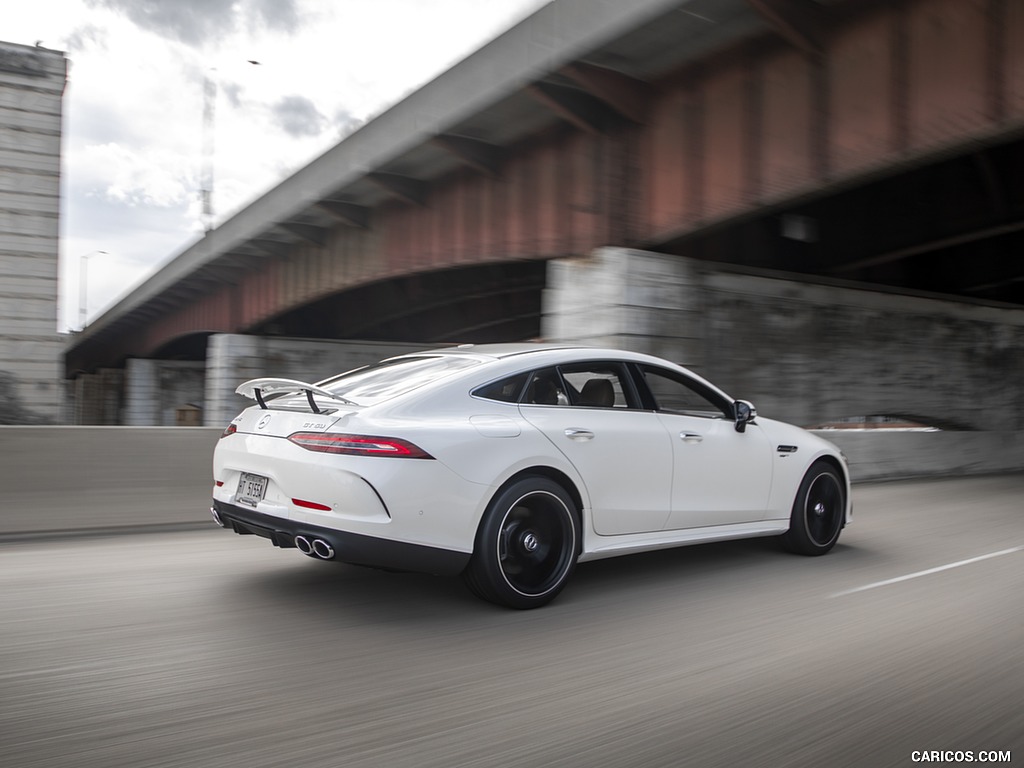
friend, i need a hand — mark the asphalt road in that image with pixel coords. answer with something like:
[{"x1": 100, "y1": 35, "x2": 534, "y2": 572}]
[{"x1": 2, "y1": 475, "x2": 1021, "y2": 768}]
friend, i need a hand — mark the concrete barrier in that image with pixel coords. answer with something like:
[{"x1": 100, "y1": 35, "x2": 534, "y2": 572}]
[
  {"x1": 0, "y1": 426, "x2": 1020, "y2": 537},
  {"x1": 0, "y1": 426, "x2": 221, "y2": 537},
  {"x1": 816, "y1": 430, "x2": 1024, "y2": 482}
]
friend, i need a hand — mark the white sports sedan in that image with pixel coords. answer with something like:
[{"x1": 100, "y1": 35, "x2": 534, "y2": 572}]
[{"x1": 211, "y1": 343, "x2": 851, "y2": 608}]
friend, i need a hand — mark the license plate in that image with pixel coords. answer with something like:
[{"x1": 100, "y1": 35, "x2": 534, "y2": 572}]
[{"x1": 236, "y1": 472, "x2": 268, "y2": 507}]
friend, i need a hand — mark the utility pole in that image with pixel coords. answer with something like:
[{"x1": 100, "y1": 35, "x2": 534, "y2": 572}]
[
  {"x1": 201, "y1": 72, "x2": 216, "y2": 233},
  {"x1": 200, "y1": 61, "x2": 260, "y2": 234},
  {"x1": 78, "y1": 250, "x2": 107, "y2": 330}
]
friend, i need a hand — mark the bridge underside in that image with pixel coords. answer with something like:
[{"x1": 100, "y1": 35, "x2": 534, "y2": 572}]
[
  {"x1": 253, "y1": 261, "x2": 546, "y2": 345},
  {"x1": 659, "y1": 136, "x2": 1024, "y2": 304}
]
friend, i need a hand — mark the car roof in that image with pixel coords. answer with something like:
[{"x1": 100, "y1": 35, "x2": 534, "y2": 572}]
[
  {"x1": 442, "y1": 342, "x2": 586, "y2": 357},
  {"x1": 395, "y1": 342, "x2": 658, "y2": 364},
  {"x1": 392, "y1": 342, "x2": 689, "y2": 370}
]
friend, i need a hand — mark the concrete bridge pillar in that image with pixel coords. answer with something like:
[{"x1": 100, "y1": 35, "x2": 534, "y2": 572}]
[
  {"x1": 124, "y1": 359, "x2": 205, "y2": 426},
  {"x1": 543, "y1": 247, "x2": 707, "y2": 369},
  {"x1": 72, "y1": 368, "x2": 124, "y2": 425}
]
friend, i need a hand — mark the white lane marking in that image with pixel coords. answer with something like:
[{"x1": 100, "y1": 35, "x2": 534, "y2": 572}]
[{"x1": 831, "y1": 546, "x2": 1024, "y2": 597}]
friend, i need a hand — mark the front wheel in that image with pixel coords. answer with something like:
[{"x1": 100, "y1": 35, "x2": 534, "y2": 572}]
[
  {"x1": 780, "y1": 460, "x2": 845, "y2": 556},
  {"x1": 463, "y1": 477, "x2": 579, "y2": 609}
]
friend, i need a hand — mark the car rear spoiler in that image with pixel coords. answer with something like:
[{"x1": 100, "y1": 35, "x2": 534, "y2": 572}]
[{"x1": 235, "y1": 378, "x2": 353, "y2": 413}]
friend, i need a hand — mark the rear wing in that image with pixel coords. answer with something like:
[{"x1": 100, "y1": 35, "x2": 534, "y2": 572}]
[{"x1": 235, "y1": 378, "x2": 354, "y2": 413}]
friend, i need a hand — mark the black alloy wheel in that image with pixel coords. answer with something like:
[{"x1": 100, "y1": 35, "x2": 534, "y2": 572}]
[
  {"x1": 464, "y1": 476, "x2": 579, "y2": 609},
  {"x1": 781, "y1": 460, "x2": 845, "y2": 556}
]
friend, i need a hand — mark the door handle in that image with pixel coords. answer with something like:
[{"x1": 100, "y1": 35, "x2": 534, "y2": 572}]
[
  {"x1": 680, "y1": 432, "x2": 703, "y2": 444},
  {"x1": 564, "y1": 428, "x2": 595, "y2": 441}
]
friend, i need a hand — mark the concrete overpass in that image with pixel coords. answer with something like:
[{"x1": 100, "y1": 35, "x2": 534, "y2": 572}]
[{"x1": 64, "y1": 0, "x2": 1024, "y2": 437}]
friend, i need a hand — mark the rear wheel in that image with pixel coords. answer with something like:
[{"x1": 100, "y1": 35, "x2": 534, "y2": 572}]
[
  {"x1": 464, "y1": 477, "x2": 579, "y2": 609},
  {"x1": 780, "y1": 461, "x2": 845, "y2": 556}
]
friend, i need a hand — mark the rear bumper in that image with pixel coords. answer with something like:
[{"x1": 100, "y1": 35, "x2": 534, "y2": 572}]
[{"x1": 211, "y1": 500, "x2": 470, "y2": 576}]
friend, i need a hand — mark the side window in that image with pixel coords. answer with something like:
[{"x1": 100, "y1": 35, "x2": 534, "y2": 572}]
[
  {"x1": 523, "y1": 368, "x2": 570, "y2": 406},
  {"x1": 639, "y1": 365, "x2": 731, "y2": 419},
  {"x1": 558, "y1": 363, "x2": 636, "y2": 409},
  {"x1": 473, "y1": 372, "x2": 530, "y2": 403}
]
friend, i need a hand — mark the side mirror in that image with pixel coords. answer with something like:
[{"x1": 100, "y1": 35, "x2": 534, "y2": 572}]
[{"x1": 734, "y1": 400, "x2": 757, "y2": 433}]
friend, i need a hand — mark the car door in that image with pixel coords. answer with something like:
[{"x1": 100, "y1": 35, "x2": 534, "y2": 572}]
[
  {"x1": 636, "y1": 364, "x2": 773, "y2": 529},
  {"x1": 518, "y1": 363, "x2": 673, "y2": 536}
]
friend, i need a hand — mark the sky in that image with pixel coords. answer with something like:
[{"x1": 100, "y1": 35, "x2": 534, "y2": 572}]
[{"x1": 5, "y1": 0, "x2": 550, "y2": 331}]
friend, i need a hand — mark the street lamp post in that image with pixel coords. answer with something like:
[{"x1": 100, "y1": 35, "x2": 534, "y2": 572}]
[{"x1": 79, "y1": 250, "x2": 107, "y2": 330}]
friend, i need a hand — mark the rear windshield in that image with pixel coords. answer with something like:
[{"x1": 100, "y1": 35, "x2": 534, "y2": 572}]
[{"x1": 316, "y1": 355, "x2": 481, "y2": 406}]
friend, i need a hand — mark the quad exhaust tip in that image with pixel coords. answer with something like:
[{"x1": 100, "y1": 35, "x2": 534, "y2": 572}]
[
  {"x1": 311, "y1": 538, "x2": 335, "y2": 559},
  {"x1": 295, "y1": 535, "x2": 335, "y2": 560}
]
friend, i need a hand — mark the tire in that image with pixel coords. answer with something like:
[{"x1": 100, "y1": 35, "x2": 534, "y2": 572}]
[
  {"x1": 780, "y1": 460, "x2": 845, "y2": 556},
  {"x1": 463, "y1": 476, "x2": 579, "y2": 609}
]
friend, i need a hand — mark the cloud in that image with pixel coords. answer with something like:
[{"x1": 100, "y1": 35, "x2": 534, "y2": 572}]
[
  {"x1": 333, "y1": 108, "x2": 365, "y2": 140},
  {"x1": 63, "y1": 23, "x2": 109, "y2": 54},
  {"x1": 74, "y1": 142, "x2": 196, "y2": 209},
  {"x1": 83, "y1": 0, "x2": 301, "y2": 48},
  {"x1": 271, "y1": 95, "x2": 328, "y2": 138},
  {"x1": 219, "y1": 80, "x2": 245, "y2": 110},
  {"x1": 246, "y1": 0, "x2": 300, "y2": 36}
]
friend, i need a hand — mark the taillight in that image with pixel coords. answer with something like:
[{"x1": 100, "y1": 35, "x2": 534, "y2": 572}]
[
  {"x1": 287, "y1": 432, "x2": 433, "y2": 458},
  {"x1": 220, "y1": 424, "x2": 238, "y2": 439}
]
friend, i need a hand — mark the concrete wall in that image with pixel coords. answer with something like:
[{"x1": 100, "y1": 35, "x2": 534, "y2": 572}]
[
  {"x1": 699, "y1": 270, "x2": 1024, "y2": 434},
  {"x1": 821, "y1": 431, "x2": 1024, "y2": 484},
  {"x1": 545, "y1": 248, "x2": 1024, "y2": 431},
  {"x1": 0, "y1": 43, "x2": 67, "y2": 422},
  {"x1": 0, "y1": 426, "x2": 220, "y2": 536}
]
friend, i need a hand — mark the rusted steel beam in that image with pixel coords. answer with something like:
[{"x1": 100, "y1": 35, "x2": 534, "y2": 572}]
[
  {"x1": 890, "y1": 1, "x2": 909, "y2": 154},
  {"x1": 367, "y1": 172, "x2": 428, "y2": 206},
  {"x1": 315, "y1": 200, "x2": 370, "y2": 228},
  {"x1": 747, "y1": 0, "x2": 826, "y2": 57},
  {"x1": 431, "y1": 134, "x2": 503, "y2": 178},
  {"x1": 279, "y1": 222, "x2": 329, "y2": 246},
  {"x1": 527, "y1": 81, "x2": 615, "y2": 134},
  {"x1": 248, "y1": 239, "x2": 291, "y2": 257},
  {"x1": 193, "y1": 264, "x2": 243, "y2": 286},
  {"x1": 562, "y1": 62, "x2": 652, "y2": 124},
  {"x1": 985, "y1": 0, "x2": 1008, "y2": 123}
]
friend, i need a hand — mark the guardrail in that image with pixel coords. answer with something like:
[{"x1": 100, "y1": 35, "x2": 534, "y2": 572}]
[{"x1": 0, "y1": 426, "x2": 1020, "y2": 537}]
